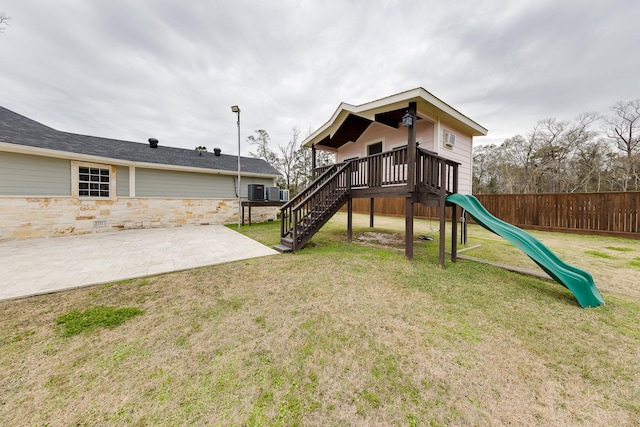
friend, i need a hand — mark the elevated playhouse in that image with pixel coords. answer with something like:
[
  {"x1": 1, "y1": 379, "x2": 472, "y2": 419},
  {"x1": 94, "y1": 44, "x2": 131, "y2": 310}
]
[{"x1": 275, "y1": 88, "x2": 604, "y2": 308}]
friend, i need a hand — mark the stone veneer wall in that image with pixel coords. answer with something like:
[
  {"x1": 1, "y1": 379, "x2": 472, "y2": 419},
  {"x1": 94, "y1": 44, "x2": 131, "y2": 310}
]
[{"x1": 0, "y1": 197, "x2": 277, "y2": 240}]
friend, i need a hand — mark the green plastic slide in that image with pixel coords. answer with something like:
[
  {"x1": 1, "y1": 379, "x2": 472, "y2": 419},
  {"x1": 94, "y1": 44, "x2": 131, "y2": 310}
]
[{"x1": 446, "y1": 193, "x2": 605, "y2": 308}]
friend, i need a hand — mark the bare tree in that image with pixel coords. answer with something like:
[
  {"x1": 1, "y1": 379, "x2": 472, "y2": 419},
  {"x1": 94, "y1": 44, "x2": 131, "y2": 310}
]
[
  {"x1": 0, "y1": 12, "x2": 10, "y2": 32},
  {"x1": 569, "y1": 138, "x2": 611, "y2": 192},
  {"x1": 277, "y1": 127, "x2": 301, "y2": 192},
  {"x1": 604, "y1": 99, "x2": 640, "y2": 158},
  {"x1": 472, "y1": 144, "x2": 503, "y2": 193},
  {"x1": 603, "y1": 100, "x2": 640, "y2": 190},
  {"x1": 473, "y1": 112, "x2": 608, "y2": 194},
  {"x1": 247, "y1": 129, "x2": 280, "y2": 167}
]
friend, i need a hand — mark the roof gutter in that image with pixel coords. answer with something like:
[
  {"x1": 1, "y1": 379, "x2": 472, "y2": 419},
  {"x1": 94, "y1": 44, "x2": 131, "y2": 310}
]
[{"x1": 0, "y1": 141, "x2": 281, "y2": 179}]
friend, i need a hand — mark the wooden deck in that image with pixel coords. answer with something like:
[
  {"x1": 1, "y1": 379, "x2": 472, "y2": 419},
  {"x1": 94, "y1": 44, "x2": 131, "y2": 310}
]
[{"x1": 277, "y1": 145, "x2": 462, "y2": 267}]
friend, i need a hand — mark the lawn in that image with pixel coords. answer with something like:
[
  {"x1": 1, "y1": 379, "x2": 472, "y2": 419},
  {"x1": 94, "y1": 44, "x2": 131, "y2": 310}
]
[{"x1": 1, "y1": 214, "x2": 639, "y2": 426}]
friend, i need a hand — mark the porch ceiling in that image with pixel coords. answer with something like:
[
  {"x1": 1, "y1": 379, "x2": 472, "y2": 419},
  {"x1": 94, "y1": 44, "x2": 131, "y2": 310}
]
[
  {"x1": 319, "y1": 113, "x2": 373, "y2": 149},
  {"x1": 374, "y1": 108, "x2": 423, "y2": 129},
  {"x1": 314, "y1": 109, "x2": 422, "y2": 149}
]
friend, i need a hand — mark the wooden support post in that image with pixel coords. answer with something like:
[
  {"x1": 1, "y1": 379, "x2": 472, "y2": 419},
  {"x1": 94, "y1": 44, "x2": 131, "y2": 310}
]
[
  {"x1": 311, "y1": 144, "x2": 317, "y2": 172},
  {"x1": 439, "y1": 163, "x2": 447, "y2": 268},
  {"x1": 347, "y1": 197, "x2": 353, "y2": 243},
  {"x1": 405, "y1": 101, "x2": 417, "y2": 260},
  {"x1": 451, "y1": 203, "x2": 457, "y2": 263},
  {"x1": 451, "y1": 162, "x2": 459, "y2": 261},
  {"x1": 369, "y1": 198, "x2": 375, "y2": 228},
  {"x1": 405, "y1": 198, "x2": 414, "y2": 260},
  {"x1": 461, "y1": 210, "x2": 468, "y2": 245}
]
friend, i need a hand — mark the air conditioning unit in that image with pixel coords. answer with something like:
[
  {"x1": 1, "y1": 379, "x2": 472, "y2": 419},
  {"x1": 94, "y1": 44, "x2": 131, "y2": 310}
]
[
  {"x1": 280, "y1": 189, "x2": 290, "y2": 201},
  {"x1": 266, "y1": 186, "x2": 280, "y2": 201},
  {"x1": 247, "y1": 184, "x2": 265, "y2": 201},
  {"x1": 444, "y1": 132, "x2": 456, "y2": 148}
]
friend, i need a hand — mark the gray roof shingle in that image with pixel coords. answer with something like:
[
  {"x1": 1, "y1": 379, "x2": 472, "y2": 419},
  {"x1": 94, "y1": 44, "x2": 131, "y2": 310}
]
[{"x1": 0, "y1": 106, "x2": 281, "y2": 177}]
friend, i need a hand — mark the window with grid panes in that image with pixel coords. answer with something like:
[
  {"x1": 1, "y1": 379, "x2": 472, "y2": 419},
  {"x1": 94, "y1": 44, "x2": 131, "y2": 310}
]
[{"x1": 78, "y1": 166, "x2": 110, "y2": 197}]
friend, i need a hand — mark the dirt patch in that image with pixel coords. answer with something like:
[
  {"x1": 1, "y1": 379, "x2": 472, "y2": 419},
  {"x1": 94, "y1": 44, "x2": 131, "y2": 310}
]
[
  {"x1": 354, "y1": 231, "x2": 437, "y2": 249},
  {"x1": 354, "y1": 231, "x2": 404, "y2": 247}
]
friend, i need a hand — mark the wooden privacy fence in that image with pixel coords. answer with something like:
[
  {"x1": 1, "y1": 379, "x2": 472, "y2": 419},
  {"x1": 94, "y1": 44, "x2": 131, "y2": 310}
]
[
  {"x1": 345, "y1": 192, "x2": 640, "y2": 239},
  {"x1": 475, "y1": 193, "x2": 640, "y2": 238}
]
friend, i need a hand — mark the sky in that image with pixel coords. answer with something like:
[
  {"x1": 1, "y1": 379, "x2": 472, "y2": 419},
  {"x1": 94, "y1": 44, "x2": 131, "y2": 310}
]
[{"x1": 1, "y1": 0, "x2": 639, "y2": 156}]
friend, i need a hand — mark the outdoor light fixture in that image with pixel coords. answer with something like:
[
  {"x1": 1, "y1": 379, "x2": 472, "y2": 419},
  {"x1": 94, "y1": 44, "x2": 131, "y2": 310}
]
[
  {"x1": 231, "y1": 105, "x2": 241, "y2": 229},
  {"x1": 402, "y1": 110, "x2": 413, "y2": 127}
]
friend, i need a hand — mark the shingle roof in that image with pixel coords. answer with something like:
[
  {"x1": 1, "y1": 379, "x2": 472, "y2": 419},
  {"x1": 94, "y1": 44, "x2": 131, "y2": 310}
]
[{"x1": 0, "y1": 106, "x2": 281, "y2": 177}]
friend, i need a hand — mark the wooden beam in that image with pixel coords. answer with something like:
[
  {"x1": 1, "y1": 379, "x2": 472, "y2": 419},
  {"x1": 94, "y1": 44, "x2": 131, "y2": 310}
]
[
  {"x1": 312, "y1": 144, "x2": 316, "y2": 171},
  {"x1": 347, "y1": 197, "x2": 353, "y2": 243},
  {"x1": 462, "y1": 210, "x2": 468, "y2": 245},
  {"x1": 439, "y1": 164, "x2": 447, "y2": 268},
  {"x1": 350, "y1": 186, "x2": 412, "y2": 198},
  {"x1": 451, "y1": 203, "x2": 457, "y2": 263},
  {"x1": 369, "y1": 198, "x2": 374, "y2": 228},
  {"x1": 405, "y1": 101, "x2": 417, "y2": 260},
  {"x1": 406, "y1": 102, "x2": 417, "y2": 192},
  {"x1": 405, "y1": 197, "x2": 413, "y2": 260}
]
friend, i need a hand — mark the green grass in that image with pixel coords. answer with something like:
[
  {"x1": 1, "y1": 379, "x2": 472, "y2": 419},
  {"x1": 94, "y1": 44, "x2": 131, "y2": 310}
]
[
  {"x1": 1, "y1": 215, "x2": 640, "y2": 426},
  {"x1": 585, "y1": 250, "x2": 615, "y2": 259},
  {"x1": 226, "y1": 220, "x2": 281, "y2": 247},
  {"x1": 54, "y1": 306, "x2": 144, "y2": 337},
  {"x1": 605, "y1": 246, "x2": 635, "y2": 252}
]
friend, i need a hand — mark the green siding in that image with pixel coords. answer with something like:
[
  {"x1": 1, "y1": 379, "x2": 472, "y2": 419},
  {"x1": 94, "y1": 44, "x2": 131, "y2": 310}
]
[
  {"x1": 116, "y1": 166, "x2": 129, "y2": 197},
  {"x1": 0, "y1": 151, "x2": 70, "y2": 196},
  {"x1": 136, "y1": 168, "x2": 274, "y2": 198}
]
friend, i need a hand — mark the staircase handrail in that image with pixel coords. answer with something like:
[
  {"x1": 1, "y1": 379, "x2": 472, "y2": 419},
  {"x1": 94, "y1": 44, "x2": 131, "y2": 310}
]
[
  {"x1": 291, "y1": 162, "x2": 351, "y2": 212},
  {"x1": 280, "y1": 163, "x2": 339, "y2": 211},
  {"x1": 289, "y1": 162, "x2": 351, "y2": 250}
]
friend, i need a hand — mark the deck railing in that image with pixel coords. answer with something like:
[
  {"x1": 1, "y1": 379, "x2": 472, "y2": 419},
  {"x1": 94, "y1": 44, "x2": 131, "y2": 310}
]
[
  {"x1": 282, "y1": 147, "x2": 460, "y2": 250},
  {"x1": 349, "y1": 148, "x2": 409, "y2": 188},
  {"x1": 417, "y1": 148, "x2": 459, "y2": 195},
  {"x1": 311, "y1": 147, "x2": 459, "y2": 194}
]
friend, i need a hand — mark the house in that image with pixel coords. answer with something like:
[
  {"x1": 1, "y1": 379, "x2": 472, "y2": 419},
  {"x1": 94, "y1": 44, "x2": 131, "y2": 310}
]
[
  {"x1": 0, "y1": 106, "x2": 281, "y2": 241},
  {"x1": 276, "y1": 87, "x2": 487, "y2": 264}
]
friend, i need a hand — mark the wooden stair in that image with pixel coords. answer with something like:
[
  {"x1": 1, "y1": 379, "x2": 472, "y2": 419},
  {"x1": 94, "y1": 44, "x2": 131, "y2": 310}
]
[
  {"x1": 276, "y1": 164, "x2": 349, "y2": 253},
  {"x1": 273, "y1": 238, "x2": 294, "y2": 253}
]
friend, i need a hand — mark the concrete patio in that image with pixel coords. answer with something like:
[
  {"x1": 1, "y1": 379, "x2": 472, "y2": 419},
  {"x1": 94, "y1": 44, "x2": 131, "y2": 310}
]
[{"x1": 0, "y1": 226, "x2": 278, "y2": 301}]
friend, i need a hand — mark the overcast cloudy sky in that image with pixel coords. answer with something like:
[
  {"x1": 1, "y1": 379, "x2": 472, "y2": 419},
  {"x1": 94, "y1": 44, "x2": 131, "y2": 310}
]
[{"x1": 1, "y1": 0, "x2": 639, "y2": 155}]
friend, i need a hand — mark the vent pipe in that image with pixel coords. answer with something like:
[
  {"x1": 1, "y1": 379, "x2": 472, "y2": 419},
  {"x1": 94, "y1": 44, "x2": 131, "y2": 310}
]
[
  {"x1": 148, "y1": 138, "x2": 158, "y2": 148},
  {"x1": 213, "y1": 148, "x2": 221, "y2": 156}
]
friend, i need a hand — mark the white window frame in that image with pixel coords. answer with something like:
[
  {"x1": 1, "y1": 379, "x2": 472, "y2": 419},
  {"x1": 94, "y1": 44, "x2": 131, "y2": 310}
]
[{"x1": 71, "y1": 161, "x2": 116, "y2": 199}]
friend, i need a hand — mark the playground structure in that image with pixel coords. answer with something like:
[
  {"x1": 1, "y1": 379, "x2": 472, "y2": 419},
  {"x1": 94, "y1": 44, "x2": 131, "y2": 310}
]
[{"x1": 275, "y1": 89, "x2": 604, "y2": 308}]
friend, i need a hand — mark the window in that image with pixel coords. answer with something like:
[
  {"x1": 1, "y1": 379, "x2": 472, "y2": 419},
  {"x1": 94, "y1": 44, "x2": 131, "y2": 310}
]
[{"x1": 78, "y1": 166, "x2": 110, "y2": 197}]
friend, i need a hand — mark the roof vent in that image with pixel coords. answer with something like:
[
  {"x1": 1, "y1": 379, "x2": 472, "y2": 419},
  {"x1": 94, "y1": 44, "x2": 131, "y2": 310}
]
[
  {"x1": 148, "y1": 138, "x2": 158, "y2": 148},
  {"x1": 213, "y1": 148, "x2": 221, "y2": 156}
]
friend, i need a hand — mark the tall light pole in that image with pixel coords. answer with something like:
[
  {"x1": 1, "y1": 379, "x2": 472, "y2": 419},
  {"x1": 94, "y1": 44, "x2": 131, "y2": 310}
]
[{"x1": 231, "y1": 105, "x2": 241, "y2": 229}]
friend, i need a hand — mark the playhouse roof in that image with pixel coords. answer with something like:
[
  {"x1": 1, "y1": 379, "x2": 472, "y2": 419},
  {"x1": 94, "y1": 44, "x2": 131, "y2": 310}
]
[{"x1": 302, "y1": 87, "x2": 488, "y2": 150}]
